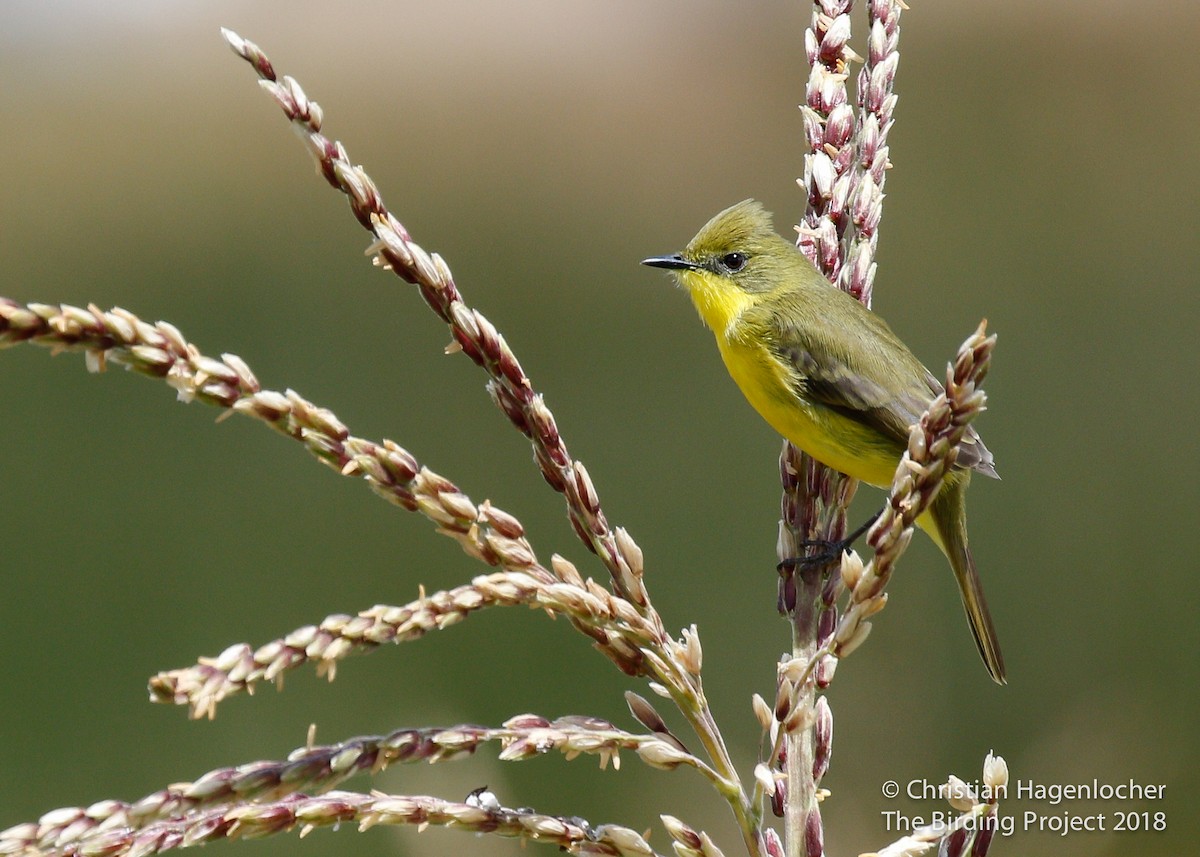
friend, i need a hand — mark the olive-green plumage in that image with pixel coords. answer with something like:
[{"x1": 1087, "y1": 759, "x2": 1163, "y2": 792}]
[{"x1": 643, "y1": 199, "x2": 1005, "y2": 684}]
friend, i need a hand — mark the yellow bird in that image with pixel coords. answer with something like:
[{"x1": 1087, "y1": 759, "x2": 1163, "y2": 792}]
[{"x1": 643, "y1": 199, "x2": 1005, "y2": 684}]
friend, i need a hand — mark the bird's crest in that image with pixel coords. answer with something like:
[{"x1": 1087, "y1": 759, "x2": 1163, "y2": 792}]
[{"x1": 685, "y1": 199, "x2": 776, "y2": 260}]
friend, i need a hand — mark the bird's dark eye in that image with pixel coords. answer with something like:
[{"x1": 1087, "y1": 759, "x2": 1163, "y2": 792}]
[{"x1": 720, "y1": 252, "x2": 748, "y2": 273}]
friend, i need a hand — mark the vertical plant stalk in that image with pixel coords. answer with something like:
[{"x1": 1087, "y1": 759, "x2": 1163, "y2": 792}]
[
  {"x1": 838, "y1": 0, "x2": 902, "y2": 306},
  {"x1": 783, "y1": 5, "x2": 857, "y2": 856},
  {"x1": 784, "y1": 3, "x2": 903, "y2": 856}
]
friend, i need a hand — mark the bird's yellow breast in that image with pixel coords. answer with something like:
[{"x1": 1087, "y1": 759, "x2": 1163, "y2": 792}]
[{"x1": 682, "y1": 270, "x2": 901, "y2": 488}]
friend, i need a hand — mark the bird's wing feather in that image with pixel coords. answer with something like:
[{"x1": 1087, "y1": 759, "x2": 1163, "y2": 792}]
[{"x1": 744, "y1": 293, "x2": 998, "y2": 476}]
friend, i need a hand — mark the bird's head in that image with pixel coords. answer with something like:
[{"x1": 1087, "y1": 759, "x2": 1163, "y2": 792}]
[{"x1": 642, "y1": 199, "x2": 806, "y2": 328}]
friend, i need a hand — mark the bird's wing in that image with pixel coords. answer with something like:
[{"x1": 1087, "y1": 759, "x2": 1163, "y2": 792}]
[{"x1": 747, "y1": 295, "x2": 998, "y2": 477}]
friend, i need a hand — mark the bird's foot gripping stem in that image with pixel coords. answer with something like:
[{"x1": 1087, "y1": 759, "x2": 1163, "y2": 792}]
[{"x1": 776, "y1": 508, "x2": 882, "y2": 575}]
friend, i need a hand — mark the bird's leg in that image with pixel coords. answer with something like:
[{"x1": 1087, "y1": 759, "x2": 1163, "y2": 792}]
[{"x1": 777, "y1": 507, "x2": 883, "y2": 573}]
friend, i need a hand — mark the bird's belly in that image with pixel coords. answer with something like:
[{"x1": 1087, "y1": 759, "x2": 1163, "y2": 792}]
[{"x1": 718, "y1": 339, "x2": 900, "y2": 487}]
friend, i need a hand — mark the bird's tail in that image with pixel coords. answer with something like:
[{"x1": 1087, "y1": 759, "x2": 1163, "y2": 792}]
[{"x1": 922, "y1": 476, "x2": 1007, "y2": 684}]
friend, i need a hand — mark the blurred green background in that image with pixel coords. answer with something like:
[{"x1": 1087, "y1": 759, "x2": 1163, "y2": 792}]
[{"x1": 1, "y1": 2, "x2": 1196, "y2": 855}]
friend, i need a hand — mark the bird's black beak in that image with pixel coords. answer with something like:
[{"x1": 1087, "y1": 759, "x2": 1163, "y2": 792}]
[{"x1": 641, "y1": 254, "x2": 700, "y2": 271}]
